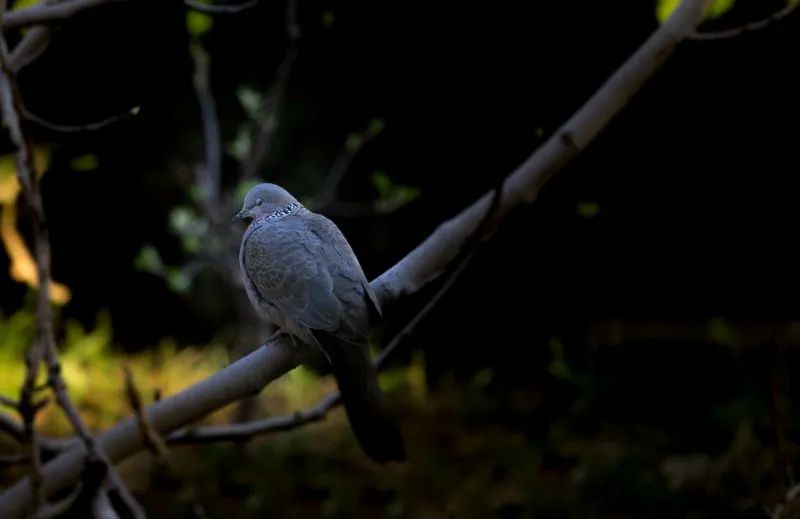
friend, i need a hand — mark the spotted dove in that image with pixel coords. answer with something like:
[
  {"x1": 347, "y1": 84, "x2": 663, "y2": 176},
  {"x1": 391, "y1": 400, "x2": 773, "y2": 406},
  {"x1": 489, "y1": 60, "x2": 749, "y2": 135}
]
[{"x1": 234, "y1": 183, "x2": 405, "y2": 463}]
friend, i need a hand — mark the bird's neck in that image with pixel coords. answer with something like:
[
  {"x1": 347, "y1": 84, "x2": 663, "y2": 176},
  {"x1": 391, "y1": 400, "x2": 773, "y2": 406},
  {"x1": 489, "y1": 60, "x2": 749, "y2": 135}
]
[{"x1": 259, "y1": 201, "x2": 304, "y2": 223}]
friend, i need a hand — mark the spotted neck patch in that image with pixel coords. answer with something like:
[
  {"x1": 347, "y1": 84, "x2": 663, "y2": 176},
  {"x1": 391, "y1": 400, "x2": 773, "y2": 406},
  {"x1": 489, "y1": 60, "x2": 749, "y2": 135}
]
[{"x1": 264, "y1": 201, "x2": 302, "y2": 221}]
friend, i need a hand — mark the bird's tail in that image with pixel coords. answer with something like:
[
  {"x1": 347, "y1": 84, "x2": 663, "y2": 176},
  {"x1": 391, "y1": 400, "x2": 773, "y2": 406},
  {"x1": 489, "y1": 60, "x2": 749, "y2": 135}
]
[{"x1": 324, "y1": 337, "x2": 405, "y2": 463}]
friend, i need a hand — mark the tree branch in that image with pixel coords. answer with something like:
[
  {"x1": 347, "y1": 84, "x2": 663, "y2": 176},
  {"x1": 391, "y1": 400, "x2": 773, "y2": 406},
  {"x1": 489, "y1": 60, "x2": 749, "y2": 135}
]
[
  {"x1": 190, "y1": 42, "x2": 223, "y2": 219},
  {"x1": 690, "y1": 0, "x2": 799, "y2": 40},
  {"x1": 0, "y1": 0, "x2": 713, "y2": 515},
  {"x1": 7, "y1": 27, "x2": 52, "y2": 74},
  {"x1": 184, "y1": 0, "x2": 258, "y2": 14},
  {"x1": 0, "y1": 25, "x2": 144, "y2": 519},
  {"x1": 1, "y1": 0, "x2": 121, "y2": 31}
]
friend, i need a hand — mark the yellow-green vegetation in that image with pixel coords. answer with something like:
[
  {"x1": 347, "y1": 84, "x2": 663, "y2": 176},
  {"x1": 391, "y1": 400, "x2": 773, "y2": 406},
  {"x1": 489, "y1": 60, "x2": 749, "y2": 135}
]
[{"x1": 0, "y1": 308, "x2": 392, "y2": 435}]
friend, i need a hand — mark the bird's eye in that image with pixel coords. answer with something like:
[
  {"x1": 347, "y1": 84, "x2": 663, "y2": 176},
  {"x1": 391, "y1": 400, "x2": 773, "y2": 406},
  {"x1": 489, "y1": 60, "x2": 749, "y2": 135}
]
[{"x1": 256, "y1": 199, "x2": 264, "y2": 206}]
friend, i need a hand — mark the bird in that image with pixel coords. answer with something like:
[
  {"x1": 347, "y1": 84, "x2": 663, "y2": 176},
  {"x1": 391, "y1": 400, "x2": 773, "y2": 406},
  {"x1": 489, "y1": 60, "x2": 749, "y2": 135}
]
[{"x1": 234, "y1": 183, "x2": 405, "y2": 463}]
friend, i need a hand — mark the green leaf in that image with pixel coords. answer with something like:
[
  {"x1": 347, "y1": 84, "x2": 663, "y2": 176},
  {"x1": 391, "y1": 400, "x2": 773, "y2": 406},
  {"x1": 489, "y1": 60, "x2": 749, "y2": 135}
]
[
  {"x1": 707, "y1": 0, "x2": 735, "y2": 19},
  {"x1": 11, "y1": 0, "x2": 40, "y2": 10},
  {"x1": 577, "y1": 201, "x2": 600, "y2": 218},
  {"x1": 367, "y1": 118, "x2": 385, "y2": 138},
  {"x1": 237, "y1": 86, "x2": 264, "y2": 120},
  {"x1": 656, "y1": 0, "x2": 735, "y2": 22},
  {"x1": 371, "y1": 170, "x2": 392, "y2": 197},
  {"x1": 186, "y1": 11, "x2": 213, "y2": 37},
  {"x1": 167, "y1": 269, "x2": 192, "y2": 293},
  {"x1": 345, "y1": 133, "x2": 364, "y2": 152},
  {"x1": 228, "y1": 126, "x2": 253, "y2": 161},
  {"x1": 69, "y1": 154, "x2": 99, "y2": 172},
  {"x1": 134, "y1": 245, "x2": 164, "y2": 274},
  {"x1": 371, "y1": 171, "x2": 420, "y2": 213}
]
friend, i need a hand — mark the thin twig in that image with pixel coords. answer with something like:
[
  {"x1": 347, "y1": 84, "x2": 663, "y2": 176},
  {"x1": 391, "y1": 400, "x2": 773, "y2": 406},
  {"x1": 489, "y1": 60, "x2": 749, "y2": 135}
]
[
  {"x1": 24, "y1": 105, "x2": 140, "y2": 133},
  {"x1": 690, "y1": 1, "x2": 799, "y2": 40},
  {"x1": 240, "y1": 0, "x2": 300, "y2": 180},
  {"x1": 311, "y1": 119, "x2": 385, "y2": 211},
  {"x1": 184, "y1": 0, "x2": 258, "y2": 14},
  {"x1": 0, "y1": 413, "x2": 77, "y2": 453},
  {"x1": 124, "y1": 368, "x2": 209, "y2": 519},
  {"x1": 124, "y1": 367, "x2": 168, "y2": 459},
  {"x1": 190, "y1": 42, "x2": 222, "y2": 220},
  {"x1": 0, "y1": 27, "x2": 145, "y2": 519},
  {"x1": 0, "y1": 27, "x2": 48, "y2": 510}
]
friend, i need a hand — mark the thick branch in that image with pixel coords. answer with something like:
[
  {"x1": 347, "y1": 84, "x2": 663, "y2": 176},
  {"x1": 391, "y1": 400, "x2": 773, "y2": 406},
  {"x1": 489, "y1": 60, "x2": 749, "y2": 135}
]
[
  {"x1": 1, "y1": 0, "x2": 120, "y2": 31},
  {"x1": 0, "y1": 0, "x2": 713, "y2": 515}
]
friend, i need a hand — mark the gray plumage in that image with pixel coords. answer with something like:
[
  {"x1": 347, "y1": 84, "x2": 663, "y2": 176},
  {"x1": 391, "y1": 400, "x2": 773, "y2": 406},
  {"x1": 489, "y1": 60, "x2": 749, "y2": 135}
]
[{"x1": 235, "y1": 183, "x2": 404, "y2": 463}]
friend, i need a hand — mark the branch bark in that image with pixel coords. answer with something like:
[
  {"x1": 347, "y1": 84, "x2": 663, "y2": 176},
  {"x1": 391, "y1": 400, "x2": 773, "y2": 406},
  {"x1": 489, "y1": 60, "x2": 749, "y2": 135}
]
[
  {"x1": 0, "y1": 0, "x2": 713, "y2": 515},
  {"x1": 1, "y1": 0, "x2": 120, "y2": 31}
]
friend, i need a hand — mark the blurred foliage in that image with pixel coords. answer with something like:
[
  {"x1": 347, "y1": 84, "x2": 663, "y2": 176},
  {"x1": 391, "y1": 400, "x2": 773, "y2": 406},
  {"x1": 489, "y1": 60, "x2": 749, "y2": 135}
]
[
  {"x1": 3, "y1": 307, "x2": 796, "y2": 517},
  {"x1": 371, "y1": 171, "x2": 420, "y2": 213},
  {"x1": 186, "y1": 11, "x2": 214, "y2": 38},
  {"x1": 0, "y1": 151, "x2": 71, "y2": 304}
]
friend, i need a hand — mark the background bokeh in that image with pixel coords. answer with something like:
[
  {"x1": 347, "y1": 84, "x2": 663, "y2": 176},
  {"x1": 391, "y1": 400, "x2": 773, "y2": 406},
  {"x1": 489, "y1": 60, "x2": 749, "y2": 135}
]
[{"x1": 2, "y1": 0, "x2": 800, "y2": 517}]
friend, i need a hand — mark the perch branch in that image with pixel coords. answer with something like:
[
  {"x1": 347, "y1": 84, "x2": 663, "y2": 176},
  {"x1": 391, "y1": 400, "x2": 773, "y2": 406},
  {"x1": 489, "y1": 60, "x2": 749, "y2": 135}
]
[
  {"x1": 168, "y1": 185, "x2": 503, "y2": 444},
  {"x1": 0, "y1": 0, "x2": 713, "y2": 515}
]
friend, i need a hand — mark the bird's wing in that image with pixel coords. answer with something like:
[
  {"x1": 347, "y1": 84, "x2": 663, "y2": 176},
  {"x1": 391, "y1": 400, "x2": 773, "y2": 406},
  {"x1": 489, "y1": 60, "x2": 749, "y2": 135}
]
[
  {"x1": 305, "y1": 213, "x2": 379, "y2": 341},
  {"x1": 242, "y1": 217, "x2": 343, "y2": 333}
]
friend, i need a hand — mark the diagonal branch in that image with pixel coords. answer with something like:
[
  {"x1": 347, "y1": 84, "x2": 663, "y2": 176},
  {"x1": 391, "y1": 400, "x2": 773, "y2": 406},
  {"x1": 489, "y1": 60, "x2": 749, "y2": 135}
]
[
  {"x1": 0, "y1": 0, "x2": 714, "y2": 515},
  {"x1": 1, "y1": 0, "x2": 122, "y2": 31}
]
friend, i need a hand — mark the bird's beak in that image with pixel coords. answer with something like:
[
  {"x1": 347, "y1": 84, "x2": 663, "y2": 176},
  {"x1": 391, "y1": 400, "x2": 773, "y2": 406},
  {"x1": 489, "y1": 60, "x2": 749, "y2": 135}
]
[{"x1": 233, "y1": 209, "x2": 248, "y2": 223}]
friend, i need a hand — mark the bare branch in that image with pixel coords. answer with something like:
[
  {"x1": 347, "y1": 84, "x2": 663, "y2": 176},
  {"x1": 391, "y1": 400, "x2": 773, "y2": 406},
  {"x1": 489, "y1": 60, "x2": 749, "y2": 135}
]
[
  {"x1": 311, "y1": 119, "x2": 386, "y2": 211},
  {"x1": 184, "y1": 0, "x2": 258, "y2": 14},
  {"x1": 0, "y1": 26, "x2": 144, "y2": 519},
  {"x1": 124, "y1": 367, "x2": 169, "y2": 460},
  {"x1": 1, "y1": 0, "x2": 121, "y2": 31},
  {"x1": 0, "y1": 1, "x2": 714, "y2": 515},
  {"x1": 7, "y1": 27, "x2": 52, "y2": 74},
  {"x1": 24, "y1": 105, "x2": 140, "y2": 133},
  {"x1": 690, "y1": 1, "x2": 799, "y2": 40},
  {"x1": 190, "y1": 42, "x2": 223, "y2": 220},
  {"x1": 33, "y1": 481, "x2": 82, "y2": 519},
  {"x1": 240, "y1": 0, "x2": 300, "y2": 180},
  {"x1": 0, "y1": 413, "x2": 78, "y2": 453}
]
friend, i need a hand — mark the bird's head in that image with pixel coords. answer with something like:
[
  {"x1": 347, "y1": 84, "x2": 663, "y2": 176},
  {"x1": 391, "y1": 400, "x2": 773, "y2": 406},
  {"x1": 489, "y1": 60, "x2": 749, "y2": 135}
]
[{"x1": 233, "y1": 183, "x2": 300, "y2": 223}]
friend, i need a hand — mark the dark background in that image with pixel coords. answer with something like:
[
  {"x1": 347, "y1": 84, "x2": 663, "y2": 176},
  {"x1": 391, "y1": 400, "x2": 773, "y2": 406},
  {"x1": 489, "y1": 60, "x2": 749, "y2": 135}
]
[{"x1": 2, "y1": 0, "x2": 800, "y2": 516}]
